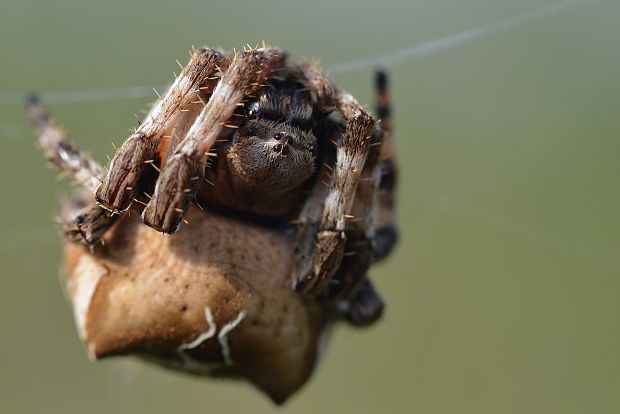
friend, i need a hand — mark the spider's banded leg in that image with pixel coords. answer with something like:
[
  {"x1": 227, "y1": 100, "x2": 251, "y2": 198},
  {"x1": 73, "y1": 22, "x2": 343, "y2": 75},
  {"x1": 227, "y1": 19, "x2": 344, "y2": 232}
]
[
  {"x1": 343, "y1": 278, "x2": 385, "y2": 326},
  {"x1": 26, "y1": 94, "x2": 105, "y2": 191},
  {"x1": 331, "y1": 124, "x2": 385, "y2": 325},
  {"x1": 293, "y1": 86, "x2": 377, "y2": 295},
  {"x1": 328, "y1": 123, "x2": 384, "y2": 301},
  {"x1": 373, "y1": 70, "x2": 399, "y2": 260},
  {"x1": 26, "y1": 95, "x2": 117, "y2": 245},
  {"x1": 95, "y1": 48, "x2": 229, "y2": 213},
  {"x1": 142, "y1": 48, "x2": 286, "y2": 233},
  {"x1": 333, "y1": 71, "x2": 398, "y2": 324}
]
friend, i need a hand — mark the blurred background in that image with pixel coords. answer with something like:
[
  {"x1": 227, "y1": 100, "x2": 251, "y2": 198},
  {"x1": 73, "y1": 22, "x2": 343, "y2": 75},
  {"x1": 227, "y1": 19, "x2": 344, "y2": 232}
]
[{"x1": 1, "y1": 0, "x2": 619, "y2": 413}]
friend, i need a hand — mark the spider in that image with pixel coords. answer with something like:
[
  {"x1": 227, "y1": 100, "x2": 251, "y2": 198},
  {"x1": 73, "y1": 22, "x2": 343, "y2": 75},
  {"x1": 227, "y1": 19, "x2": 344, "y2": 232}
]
[
  {"x1": 29, "y1": 45, "x2": 398, "y2": 306},
  {"x1": 27, "y1": 45, "x2": 399, "y2": 402}
]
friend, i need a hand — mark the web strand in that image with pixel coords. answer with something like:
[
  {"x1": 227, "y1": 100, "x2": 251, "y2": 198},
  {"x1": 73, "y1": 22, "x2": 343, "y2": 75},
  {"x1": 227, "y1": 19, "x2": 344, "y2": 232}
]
[{"x1": 0, "y1": 0, "x2": 598, "y2": 106}]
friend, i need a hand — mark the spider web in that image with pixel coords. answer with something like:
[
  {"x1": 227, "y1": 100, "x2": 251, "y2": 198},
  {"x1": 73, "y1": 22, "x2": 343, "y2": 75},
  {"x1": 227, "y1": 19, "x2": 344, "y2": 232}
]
[
  {"x1": 1, "y1": 0, "x2": 614, "y2": 268},
  {"x1": 0, "y1": 0, "x2": 597, "y2": 106}
]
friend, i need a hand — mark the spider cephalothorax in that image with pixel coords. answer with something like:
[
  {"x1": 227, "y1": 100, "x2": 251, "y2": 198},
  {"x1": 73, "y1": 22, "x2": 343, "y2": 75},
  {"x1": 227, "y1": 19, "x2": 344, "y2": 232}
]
[
  {"x1": 201, "y1": 78, "x2": 322, "y2": 217},
  {"x1": 27, "y1": 45, "x2": 399, "y2": 403}
]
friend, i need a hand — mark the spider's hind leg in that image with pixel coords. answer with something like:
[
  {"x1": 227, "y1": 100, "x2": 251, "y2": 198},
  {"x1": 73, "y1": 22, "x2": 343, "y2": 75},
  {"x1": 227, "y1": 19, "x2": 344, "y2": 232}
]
[
  {"x1": 342, "y1": 278, "x2": 385, "y2": 326},
  {"x1": 26, "y1": 94, "x2": 117, "y2": 246},
  {"x1": 373, "y1": 70, "x2": 399, "y2": 260}
]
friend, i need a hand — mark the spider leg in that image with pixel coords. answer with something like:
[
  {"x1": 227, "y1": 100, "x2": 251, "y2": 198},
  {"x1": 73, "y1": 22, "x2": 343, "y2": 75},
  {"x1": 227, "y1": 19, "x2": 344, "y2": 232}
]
[
  {"x1": 324, "y1": 121, "x2": 383, "y2": 307},
  {"x1": 141, "y1": 47, "x2": 286, "y2": 233},
  {"x1": 342, "y1": 278, "x2": 385, "y2": 326},
  {"x1": 26, "y1": 94, "x2": 117, "y2": 245},
  {"x1": 59, "y1": 197, "x2": 118, "y2": 246},
  {"x1": 95, "y1": 48, "x2": 229, "y2": 214},
  {"x1": 26, "y1": 94, "x2": 105, "y2": 192},
  {"x1": 373, "y1": 69, "x2": 399, "y2": 260},
  {"x1": 332, "y1": 70, "x2": 398, "y2": 324},
  {"x1": 292, "y1": 69, "x2": 378, "y2": 295}
]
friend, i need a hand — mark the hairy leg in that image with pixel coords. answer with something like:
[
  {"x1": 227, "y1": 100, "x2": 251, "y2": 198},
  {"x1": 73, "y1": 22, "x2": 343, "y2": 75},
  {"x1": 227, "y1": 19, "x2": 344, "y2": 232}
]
[
  {"x1": 334, "y1": 70, "x2": 400, "y2": 324},
  {"x1": 26, "y1": 95, "x2": 117, "y2": 245},
  {"x1": 291, "y1": 67, "x2": 378, "y2": 295},
  {"x1": 27, "y1": 94, "x2": 104, "y2": 191},
  {"x1": 141, "y1": 47, "x2": 286, "y2": 233},
  {"x1": 96, "y1": 48, "x2": 229, "y2": 213},
  {"x1": 373, "y1": 70, "x2": 399, "y2": 260}
]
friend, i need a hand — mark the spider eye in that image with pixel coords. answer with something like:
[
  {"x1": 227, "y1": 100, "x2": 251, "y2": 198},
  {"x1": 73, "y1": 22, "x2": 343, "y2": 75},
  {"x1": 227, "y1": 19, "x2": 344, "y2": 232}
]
[
  {"x1": 247, "y1": 101, "x2": 260, "y2": 116},
  {"x1": 274, "y1": 133, "x2": 283, "y2": 141},
  {"x1": 308, "y1": 144, "x2": 316, "y2": 152}
]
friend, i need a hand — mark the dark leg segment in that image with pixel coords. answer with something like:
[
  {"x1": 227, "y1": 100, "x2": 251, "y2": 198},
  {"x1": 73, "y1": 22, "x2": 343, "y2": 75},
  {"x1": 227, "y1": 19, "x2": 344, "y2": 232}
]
[
  {"x1": 343, "y1": 278, "x2": 385, "y2": 326},
  {"x1": 373, "y1": 70, "x2": 399, "y2": 261}
]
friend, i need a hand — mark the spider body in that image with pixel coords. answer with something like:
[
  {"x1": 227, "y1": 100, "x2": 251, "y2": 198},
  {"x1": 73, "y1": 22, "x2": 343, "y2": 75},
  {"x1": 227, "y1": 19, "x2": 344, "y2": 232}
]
[{"x1": 27, "y1": 45, "x2": 399, "y2": 403}]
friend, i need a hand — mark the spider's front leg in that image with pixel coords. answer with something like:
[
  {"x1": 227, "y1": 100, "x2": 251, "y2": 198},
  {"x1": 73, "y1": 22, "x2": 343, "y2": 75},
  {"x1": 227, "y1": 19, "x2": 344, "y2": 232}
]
[
  {"x1": 292, "y1": 84, "x2": 377, "y2": 295},
  {"x1": 26, "y1": 95, "x2": 117, "y2": 245},
  {"x1": 141, "y1": 47, "x2": 286, "y2": 233},
  {"x1": 95, "y1": 48, "x2": 229, "y2": 214}
]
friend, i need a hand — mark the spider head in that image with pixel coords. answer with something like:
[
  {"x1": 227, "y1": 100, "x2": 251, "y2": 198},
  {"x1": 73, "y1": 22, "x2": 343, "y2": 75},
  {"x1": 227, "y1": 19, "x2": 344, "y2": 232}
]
[{"x1": 228, "y1": 118, "x2": 317, "y2": 191}]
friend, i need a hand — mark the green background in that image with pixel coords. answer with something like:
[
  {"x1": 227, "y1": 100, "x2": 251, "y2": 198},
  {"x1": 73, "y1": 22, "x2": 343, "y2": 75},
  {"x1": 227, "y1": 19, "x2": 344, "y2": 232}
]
[{"x1": 1, "y1": 0, "x2": 619, "y2": 413}]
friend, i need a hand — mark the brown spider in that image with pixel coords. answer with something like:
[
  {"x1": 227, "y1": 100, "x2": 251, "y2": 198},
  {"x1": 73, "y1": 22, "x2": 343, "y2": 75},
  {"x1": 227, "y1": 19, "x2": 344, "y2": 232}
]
[{"x1": 27, "y1": 45, "x2": 399, "y2": 403}]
